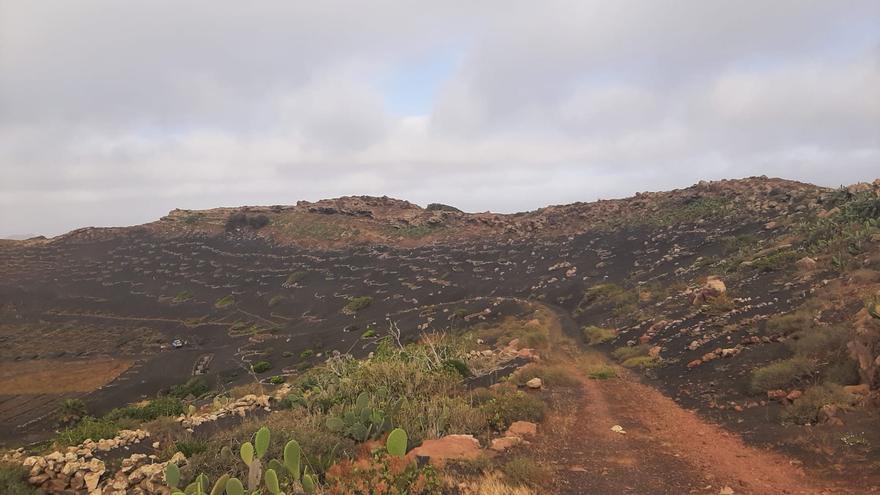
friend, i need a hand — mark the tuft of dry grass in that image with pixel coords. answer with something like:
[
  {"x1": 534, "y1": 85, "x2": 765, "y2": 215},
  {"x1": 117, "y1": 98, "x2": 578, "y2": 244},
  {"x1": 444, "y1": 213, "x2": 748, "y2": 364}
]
[{"x1": 455, "y1": 471, "x2": 537, "y2": 495}]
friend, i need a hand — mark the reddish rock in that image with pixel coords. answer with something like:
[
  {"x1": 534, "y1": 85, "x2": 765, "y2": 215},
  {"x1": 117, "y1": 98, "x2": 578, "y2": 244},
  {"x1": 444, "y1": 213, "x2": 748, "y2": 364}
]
[
  {"x1": 506, "y1": 421, "x2": 537, "y2": 438},
  {"x1": 843, "y1": 384, "x2": 870, "y2": 396},
  {"x1": 490, "y1": 436, "x2": 522, "y2": 452},
  {"x1": 786, "y1": 390, "x2": 803, "y2": 401},
  {"x1": 408, "y1": 435, "x2": 483, "y2": 466}
]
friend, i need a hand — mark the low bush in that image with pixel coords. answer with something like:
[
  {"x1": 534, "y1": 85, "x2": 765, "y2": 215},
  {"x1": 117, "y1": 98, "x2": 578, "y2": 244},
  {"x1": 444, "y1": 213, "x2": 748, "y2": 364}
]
[
  {"x1": 343, "y1": 296, "x2": 373, "y2": 314},
  {"x1": 174, "y1": 439, "x2": 208, "y2": 457},
  {"x1": 750, "y1": 357, "x2": 817, "y2": 393},
  {"x1": 252, "y1": 361, "x2": 272, "y2": 374},
  {"x1": 582, "y1": 326, "x2": 615, "y2": 345},
  {"x1": 611, "y1": 344, "x2": 650, "y2": 363},
  {"x1": 483, "y1": 390, "x2": 545, "y2": 431},
  {"x1": 269, "y1": 375, "x2": 286, "y2": 385},
  {"x1": 781, "y1": 384, "x2": 852, "y2": 424},
  {"x1": 169, "y1": 376, "x2": 210, "y2": 399},
  {"x1": 764, "y1": 310, "x2": 813, "y2": 336}
]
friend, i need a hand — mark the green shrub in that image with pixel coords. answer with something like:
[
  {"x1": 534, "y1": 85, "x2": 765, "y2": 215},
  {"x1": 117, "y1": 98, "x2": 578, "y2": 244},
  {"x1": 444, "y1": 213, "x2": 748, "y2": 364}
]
[
  {"x1": 483, "y1": 390, "x2": 545, "y2": 431},
  {"x1": 582, "y1": 326, "x2": 615, "y2": 345},
  {"x1": 252, "y1": 361, "x2": 272, "y2": 374},
  {"x1": 56, "y1": 417, "x2": 120, "y2": 446},
  {"x1": 342, "y1": 296, "x2": 373, "y2": 314},
  {"x1": 169, "y1": 376, "x2": 210, "y2": 398},
  {"x1": 787, "y1": 325, "x2": 850, "y2": 358},
  {"x1": 823, "y1": 358, "x2": 861, "y2": 386},
  {"x1": 57, "y1": 398, "x2": 88, "y2": 425},
  {"x1": 174, "y1": 439, "x2": 208, "y2": 457},
  {"x1": 269, "y1": 375, "x2": 286, "y2": 385},
  {"x1": 300, "y1": 349, "x2": 315, "y2": 359},
  {"x1": 0, "y1": 463, "x2": 34, "y2": 495},
  {"x1": 750, "y1": 357, "x2": 817, "y2": 392},
  {"x1": 781, "y1": 384, "x2": 852, "y2": 424},
  {"x1": 765, "y1": 310, "x2": 813, "y2": 336}
]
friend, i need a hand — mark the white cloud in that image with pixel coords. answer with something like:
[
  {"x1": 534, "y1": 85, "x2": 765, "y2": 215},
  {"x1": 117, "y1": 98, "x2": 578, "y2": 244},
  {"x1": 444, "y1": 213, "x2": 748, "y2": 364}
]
[{"x1": 0, "y1": 0, "x2": 878, "y2": 236}]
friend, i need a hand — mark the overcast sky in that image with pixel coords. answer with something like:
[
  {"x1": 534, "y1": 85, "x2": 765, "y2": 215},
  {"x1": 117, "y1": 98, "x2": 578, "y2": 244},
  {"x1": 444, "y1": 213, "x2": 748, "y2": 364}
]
[{"x1": 1, "y1": 1, "x2": 879, "y2": 237}]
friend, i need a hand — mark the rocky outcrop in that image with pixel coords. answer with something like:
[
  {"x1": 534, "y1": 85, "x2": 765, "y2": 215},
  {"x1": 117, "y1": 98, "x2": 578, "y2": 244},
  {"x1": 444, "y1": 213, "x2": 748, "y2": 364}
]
[{"x1": 849, "y1": 305, "x2": 880, "y2": 389}]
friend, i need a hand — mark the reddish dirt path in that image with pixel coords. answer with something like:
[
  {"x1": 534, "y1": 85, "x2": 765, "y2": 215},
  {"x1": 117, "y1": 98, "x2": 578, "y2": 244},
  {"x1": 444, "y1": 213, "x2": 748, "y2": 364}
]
[
  {"x1": 548, "y1": 365, "x2": 851, "y2": 494},
  {"x1": 532, "y1": 304, "x2": 864, "y2": 494}
]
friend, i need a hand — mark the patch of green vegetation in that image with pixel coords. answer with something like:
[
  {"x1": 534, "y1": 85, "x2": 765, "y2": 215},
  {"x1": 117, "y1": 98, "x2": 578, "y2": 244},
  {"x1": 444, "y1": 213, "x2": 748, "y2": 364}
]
[
  {"x1": 611, "y1": 344, "x2": 651, "y2": 362},
  {"x1": 801, "y1": 189, "x2": 880, "y2": 270},
  {"x1": 169, "y1": 376, "x2": 210, "y2": 399},
  {"x1": 781, "y1": 383, "x2": 852, "y2": 424},
  {"x1": 625, "y1": 197, "x2": 734, "y2": 228},
  {"x1": 389, "y1": 224, "x2": 442, "y2": 238},
  {"x1": 106, "y1": 397, "x2": 184, "y2": 422},
  {"x1": 582, "y1": 325, "x2": 615, "y2": 345},
  {"x1": 173, "y1": 290, "x2": 193, "y2": 303},
  {"x1": 468, "y1": 316, "x2": 549, "y2": 350},
  {"x1": 56, "y1": 417, "x2": 120, "y2": 446},
  {"x1": 586, "y1": 366, "x2": 617, "y2": 380},
  {"x1": 268, "y1": 294, "x2": 285, "y2": 307},
  {"x1": 483, "y1": 390, "x2": 546, "y2": 431},
  {"x1": 284, "y1": 271, "x2": 308, "y2": 286},
  {"x1": 764, "y1": 310, "x2": 813, "y2": 336},
  {"x1": 300, "y1": 349, "x2": 315, "y2": 359},
  {"x1": 611, "y1": 344, "x2": 659, "y2": 368},
  {"x1": 57, "y1": 398, "x2": 88, "y2": 425},
  {"x1": 575, "y1": 283, "x2": 639, "y2": 317},
  {"x1": 342, "y1": 296, "x2": 373, "y2": 314},
  {"x1": 269, "y1": 375, "x2": 286, "y2": 385},
  {"x1": 174, "y1": 439, "x2": 208, "y2": 457},
  {"x1": 747, "y1": 249, "x2": 799, "y2": 273},
  {"x1": 0, "y1": 462, "x2": 34, "y2": 495},
  {"x1": 214, "y1": 294, "x2": 235, "y2": 309},
  {"x1": 252, "y1": 361, "x2": 272, "y2": 374},
  {"x1": 750, "y1": 357, "x2": 817, "y2": 392}
]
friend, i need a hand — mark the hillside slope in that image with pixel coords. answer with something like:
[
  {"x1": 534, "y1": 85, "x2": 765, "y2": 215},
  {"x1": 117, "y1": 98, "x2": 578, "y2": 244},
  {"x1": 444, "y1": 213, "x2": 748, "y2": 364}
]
[{"x1": 1, "y1": 176, "x2": 879, "y2": 493}]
